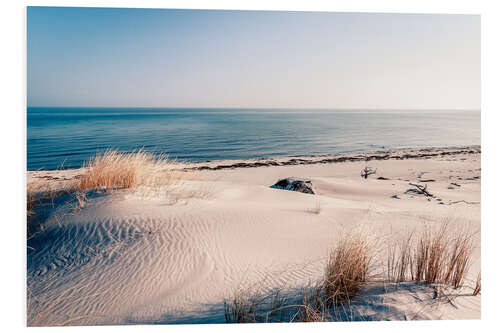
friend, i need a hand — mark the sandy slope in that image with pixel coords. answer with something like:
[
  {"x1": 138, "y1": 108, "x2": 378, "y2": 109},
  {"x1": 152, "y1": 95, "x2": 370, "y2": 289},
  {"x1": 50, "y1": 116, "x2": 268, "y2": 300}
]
[{"x1": 27, "y1": 147, "x2": 481, "y2": 325}]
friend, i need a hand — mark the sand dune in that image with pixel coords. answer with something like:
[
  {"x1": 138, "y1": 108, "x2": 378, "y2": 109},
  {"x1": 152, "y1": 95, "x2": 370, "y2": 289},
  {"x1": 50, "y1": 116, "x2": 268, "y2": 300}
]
[{"x1": 27, "y1": 147, "x2": 481, "y2": 325}]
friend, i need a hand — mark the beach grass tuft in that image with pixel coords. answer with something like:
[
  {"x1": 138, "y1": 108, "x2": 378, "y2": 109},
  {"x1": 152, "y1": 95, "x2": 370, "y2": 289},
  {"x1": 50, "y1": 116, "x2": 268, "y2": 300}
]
[
  {"x1": 324, "y1": 232, "x2": 372, "y2": 306},
  {"x1": 77, "y1": 149, "x2": 180, "y2": 191},
  {"x1": 387, "y1": 223, "x2": 477, "y2": 288},
  {"x1": 387, "y1": 231, "x2": 414, "y2": 283}
]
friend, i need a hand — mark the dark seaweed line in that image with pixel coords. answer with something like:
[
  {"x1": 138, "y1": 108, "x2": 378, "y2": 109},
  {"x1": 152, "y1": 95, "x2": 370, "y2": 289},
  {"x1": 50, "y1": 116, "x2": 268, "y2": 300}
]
[{"x1": 186, "y1": 147, "x2": 481, "y2": 171}]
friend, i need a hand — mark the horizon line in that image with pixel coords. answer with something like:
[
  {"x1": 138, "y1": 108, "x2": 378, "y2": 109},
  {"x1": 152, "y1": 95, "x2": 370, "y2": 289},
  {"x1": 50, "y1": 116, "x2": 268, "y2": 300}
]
[{"x1": 27, "y1": 106, "x2": 481, "y2": 111}]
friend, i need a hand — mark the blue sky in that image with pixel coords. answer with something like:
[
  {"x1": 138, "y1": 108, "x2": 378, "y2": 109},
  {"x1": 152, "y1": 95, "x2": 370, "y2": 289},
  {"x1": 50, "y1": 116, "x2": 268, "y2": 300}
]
[{"x1": 27, "y1": 7, "x2": 480, "y2": 109}]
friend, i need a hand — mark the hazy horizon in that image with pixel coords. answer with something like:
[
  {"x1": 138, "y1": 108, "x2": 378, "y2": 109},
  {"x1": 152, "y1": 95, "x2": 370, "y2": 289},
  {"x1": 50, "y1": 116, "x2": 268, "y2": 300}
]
[
  {"x1": 27, "y1": 8, "x2": 480, "y2": 110},
  {"x1": 27, "y1": 106, "x2": 480, "y2": 111}
]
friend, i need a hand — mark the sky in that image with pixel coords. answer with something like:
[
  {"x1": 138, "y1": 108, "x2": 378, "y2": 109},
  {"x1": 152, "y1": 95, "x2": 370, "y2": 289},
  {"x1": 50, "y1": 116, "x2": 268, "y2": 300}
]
[{"x1": 27, "y1": 7, "x2": 480, "y2": 110}]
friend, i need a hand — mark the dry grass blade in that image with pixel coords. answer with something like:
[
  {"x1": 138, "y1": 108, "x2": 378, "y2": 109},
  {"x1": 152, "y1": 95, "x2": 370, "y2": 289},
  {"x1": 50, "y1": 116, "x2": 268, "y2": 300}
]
[
  {"x1": 414, "y1": 235, "x2": 428, "y2": 282},
  {"x1": 443, "y1": 232, "x2": 474, "y2": 288},
  {"x1": 387, "y1": 231, "x2": 414, "y2": 283},
  {"x1": 324, "y1": 232, "x2": 372, "y2": 306},
  {"x1": 424, "y1": 224, "x2": 448, "y2": 284},
  {"x1": 27, "y1": 183, "x2": 37, "y2": 219},
  {"x1": 224, "y1": 289, "x2": 263, "y2": 323},
  {"x1": 473, "y1": 271, "x2": 481, "y2": 296},
  {"x1": 295, "y1": 285, "x2": 329, "y2": 322},
  {"x1": 291, "y1": 304, "x2": 328, "y2": 322},
  {"x1": 412, "y1": 224, "x2": 448, "y2": 284}
]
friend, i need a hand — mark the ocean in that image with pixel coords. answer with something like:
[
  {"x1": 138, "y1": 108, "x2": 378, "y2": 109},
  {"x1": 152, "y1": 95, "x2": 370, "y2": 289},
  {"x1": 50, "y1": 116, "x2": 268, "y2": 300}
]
[{"x1": 27, "y1": 108, "x2": 480, "y2": 170}]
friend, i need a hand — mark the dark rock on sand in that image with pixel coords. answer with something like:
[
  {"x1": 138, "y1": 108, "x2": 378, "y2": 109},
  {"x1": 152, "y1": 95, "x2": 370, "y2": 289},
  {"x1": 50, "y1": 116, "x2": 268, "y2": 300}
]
[{"x1": 270, "y1": 178, "x2": 315, "y2": 195}]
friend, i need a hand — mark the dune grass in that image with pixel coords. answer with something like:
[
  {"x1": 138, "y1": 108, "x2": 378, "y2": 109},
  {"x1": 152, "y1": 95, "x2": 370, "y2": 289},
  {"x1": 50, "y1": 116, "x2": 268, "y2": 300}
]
[
  {"x1": 443, "y1": 230, "x2": 474, "y2": 288},
  {"x1": 26, "y1": 182, "x2": 76, "y2": 238},
  {"x1": 27, "y1": 150, "x2": 201, "y2": 240},
  {"x1": 225, "y1": 223, "x2": 479, "y2": 323},
  {"x1": 224, "y1": 232, "x2": 372, "y2": 323},
  {"x1": 413, "y1": 224, "x2": 475, "y2": 288},
  {"x1": 223, "y1": 288, "x2": 290, "y2": 323},
  {"x1": 387, "y1": 231, "x2": 414, "y2": 283},
  {"x1": 27, "y1": 183, "x2": 69, "y2": 216},
  {"x1": 294, "y1": 285, "x2": 329, "y2": 322},
  {"x1": 76, "y1": 149, "x2": 209, "y2": 203},
  {"x1": 224, "y1": 285, "x2": 329, "y2": 323},
  {"x1": 76, "y1": 149, "x2": 183, "y2": 191},
  {"x1": 324, "y1": 232, "x2": 372, "y2": 306},
  {"x1": 386, "y1": 223, "x2": 476, "y2": 288},
  {"x1": 223, "y1": 294, "x2": 258, "y2": 323},
  {"x1": 28, "y1": 150, "x2": 196, "y2": 215},
  {"x1": 414, "y1": 224, "x2": 449, "y2": 284}
]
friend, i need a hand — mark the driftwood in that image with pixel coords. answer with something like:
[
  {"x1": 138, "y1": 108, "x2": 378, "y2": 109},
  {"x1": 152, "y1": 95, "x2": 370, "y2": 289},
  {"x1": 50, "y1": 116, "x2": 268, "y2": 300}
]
[
  {"x1": 407, "y1": 183, "x2": 433, "y2": 197},
  {"x1": 447, "y1": 200, "x2": 480, "y2": 205},
  {"x1": 360, "y1": 166, "x2": 377, "y2": 179}
]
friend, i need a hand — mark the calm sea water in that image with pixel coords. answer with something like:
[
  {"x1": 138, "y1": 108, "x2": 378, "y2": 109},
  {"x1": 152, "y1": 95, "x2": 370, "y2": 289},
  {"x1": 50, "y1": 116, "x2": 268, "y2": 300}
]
[{"x1": 27, "y1": 108, "x2": 480, "y2": 170}]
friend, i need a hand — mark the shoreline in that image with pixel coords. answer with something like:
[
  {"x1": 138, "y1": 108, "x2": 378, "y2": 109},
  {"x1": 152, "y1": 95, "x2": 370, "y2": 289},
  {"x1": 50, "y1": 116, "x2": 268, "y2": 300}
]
[
  {"x1": 28, "y1": 145, "x2": 480, "y2": 176},
  {"x1": 188, "y1": 145, "x2": 480, "y2": 170}
]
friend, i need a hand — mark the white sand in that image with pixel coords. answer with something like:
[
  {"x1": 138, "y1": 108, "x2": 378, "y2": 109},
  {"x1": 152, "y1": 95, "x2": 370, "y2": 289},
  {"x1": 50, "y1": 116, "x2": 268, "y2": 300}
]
[{"x1": 27, "y1": 147, "x2": 481, "y2": 325}]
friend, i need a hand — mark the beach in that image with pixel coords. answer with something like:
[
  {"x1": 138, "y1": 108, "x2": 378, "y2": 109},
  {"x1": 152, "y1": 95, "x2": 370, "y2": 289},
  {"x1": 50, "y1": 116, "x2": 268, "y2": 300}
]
[{"x1": 27, "y1": 146, "x2": 481, "y2": 325}]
